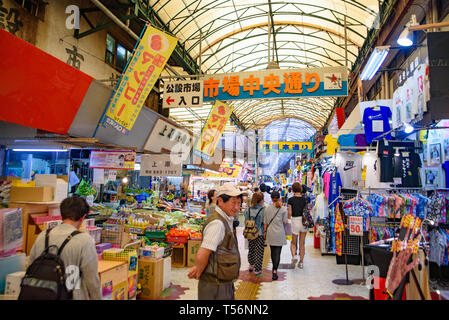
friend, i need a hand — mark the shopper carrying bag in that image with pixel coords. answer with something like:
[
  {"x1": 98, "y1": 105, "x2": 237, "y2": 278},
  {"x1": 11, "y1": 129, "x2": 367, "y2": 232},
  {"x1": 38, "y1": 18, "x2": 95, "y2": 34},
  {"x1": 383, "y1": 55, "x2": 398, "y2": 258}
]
[
  {"x1": 243, "y1": 192, "x2": 265, "y2": 277},
  {"x1": 264, "y1": 191, "x2": 288, "y2": 280}
]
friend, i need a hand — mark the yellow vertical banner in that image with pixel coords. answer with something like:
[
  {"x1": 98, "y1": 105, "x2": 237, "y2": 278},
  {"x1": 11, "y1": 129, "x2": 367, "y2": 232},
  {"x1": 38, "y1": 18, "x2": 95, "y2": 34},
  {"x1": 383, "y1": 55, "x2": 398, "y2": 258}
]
[
  {"x1": 280, "y1": 174, "x2": 287, "y2": 185},
  {"x1": 102, "y1": 26, "x2": 178, "y2": 134},
  {"x1": 273, "y1": 176, "x2": 279, "y2": 185},
  {"x1": 193, "y1": 100, "x2": 233, "y2": 162}
]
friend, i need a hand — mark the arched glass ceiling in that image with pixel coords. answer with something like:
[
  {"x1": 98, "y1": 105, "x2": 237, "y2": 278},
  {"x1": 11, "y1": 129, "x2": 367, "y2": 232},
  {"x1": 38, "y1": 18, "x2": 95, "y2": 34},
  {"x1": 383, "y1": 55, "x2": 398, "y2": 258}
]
[
  {"x1": 261, "y1": 118, "x2": 316, "y2": 142},
  {"x1": 258, "y1": 118, "x2": 315, "y2": 176},
  {"x1": 156, "y1": 0, "x2": 381, "y2": 131}
]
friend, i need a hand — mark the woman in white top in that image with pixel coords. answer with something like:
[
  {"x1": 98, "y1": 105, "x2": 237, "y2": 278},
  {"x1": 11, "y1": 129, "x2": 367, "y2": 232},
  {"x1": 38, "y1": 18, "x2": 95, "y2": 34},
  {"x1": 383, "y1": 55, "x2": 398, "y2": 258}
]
[{"x1": 260, "y1": 183, "x2": 272, "y2": 206}]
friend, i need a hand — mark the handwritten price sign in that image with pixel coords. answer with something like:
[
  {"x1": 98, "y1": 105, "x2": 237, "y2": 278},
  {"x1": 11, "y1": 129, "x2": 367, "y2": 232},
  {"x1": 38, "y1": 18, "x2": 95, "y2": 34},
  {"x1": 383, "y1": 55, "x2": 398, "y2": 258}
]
[{"x1": 349, "y1": 216, "x2": 363, "y2": 236}]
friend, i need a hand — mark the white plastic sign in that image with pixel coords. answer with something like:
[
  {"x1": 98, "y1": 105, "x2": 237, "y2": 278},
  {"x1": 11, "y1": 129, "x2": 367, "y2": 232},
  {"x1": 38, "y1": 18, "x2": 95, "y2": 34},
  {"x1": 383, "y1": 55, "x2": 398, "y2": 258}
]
[{"x1": 349, "y1": 216, "x2": 363, "y2": 236}]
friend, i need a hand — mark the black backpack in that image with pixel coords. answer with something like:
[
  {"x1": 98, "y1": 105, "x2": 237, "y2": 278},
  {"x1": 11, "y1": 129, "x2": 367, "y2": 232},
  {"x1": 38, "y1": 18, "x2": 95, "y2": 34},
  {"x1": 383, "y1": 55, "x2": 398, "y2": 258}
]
[{"x1": 18, "y1": 229, "x2": 81, "y2": 300}]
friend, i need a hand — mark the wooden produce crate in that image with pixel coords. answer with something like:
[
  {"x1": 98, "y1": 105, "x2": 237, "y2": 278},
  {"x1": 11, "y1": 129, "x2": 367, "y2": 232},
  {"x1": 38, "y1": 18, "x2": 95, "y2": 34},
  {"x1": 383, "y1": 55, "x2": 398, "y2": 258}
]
[{"x1": 171, "y1": 243, "x2": 186, "y2": 268}]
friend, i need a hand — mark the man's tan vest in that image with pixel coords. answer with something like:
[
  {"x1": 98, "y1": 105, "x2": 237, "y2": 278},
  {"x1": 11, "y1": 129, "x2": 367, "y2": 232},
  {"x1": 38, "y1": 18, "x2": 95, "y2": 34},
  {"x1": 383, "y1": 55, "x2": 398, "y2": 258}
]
[{"x1": 199, "y1": 210, "x2": 241, "y2": 284}]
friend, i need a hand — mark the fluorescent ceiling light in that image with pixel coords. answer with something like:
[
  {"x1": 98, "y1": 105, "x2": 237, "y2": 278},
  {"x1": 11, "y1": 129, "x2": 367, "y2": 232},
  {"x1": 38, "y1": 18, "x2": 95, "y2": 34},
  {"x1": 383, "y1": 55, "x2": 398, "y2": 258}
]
[
  {"x1": 360, "y1": 46, "x2": 390, "y2": 81},
  {"x1": 12, "y1": 149, "x2": 68, "y2": 152}
]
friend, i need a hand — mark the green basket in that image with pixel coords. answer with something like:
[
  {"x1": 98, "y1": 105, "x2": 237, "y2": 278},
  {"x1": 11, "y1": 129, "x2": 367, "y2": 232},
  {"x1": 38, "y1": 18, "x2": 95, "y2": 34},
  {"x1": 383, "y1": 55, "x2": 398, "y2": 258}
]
[{"x1": 144, "y1": 230, "x2": 167, "y2": 239}]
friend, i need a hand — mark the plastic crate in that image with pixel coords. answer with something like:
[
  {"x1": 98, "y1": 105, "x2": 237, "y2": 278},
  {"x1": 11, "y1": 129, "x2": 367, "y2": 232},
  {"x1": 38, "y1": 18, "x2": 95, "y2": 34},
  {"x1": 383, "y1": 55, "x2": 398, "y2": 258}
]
[
  {"x1": 87, "y1": 226, "x2": 102, "y2": 244},
  {"x1": 163, "y1": 244, "x2": 172, "y2": 258},
  {"x1": 171, "y1": 243, "x2": 186, "y2": 268},
  {"x1": 144, "y1": 230, "x2": 167, "y2": 240},
  {"x1": 139, "y1": 247, "x2": 164, "y2": 259},
  {"x1": 166, "y1": 235, "x2": 188, "y2": 244}
]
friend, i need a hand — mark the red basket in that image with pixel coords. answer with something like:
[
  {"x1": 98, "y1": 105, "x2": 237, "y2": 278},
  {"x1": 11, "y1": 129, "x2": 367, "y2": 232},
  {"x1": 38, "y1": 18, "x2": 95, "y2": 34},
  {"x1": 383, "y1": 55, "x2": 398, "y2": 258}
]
[{"x1": 166, "y1": 235, "x2": 188, "y2": 244}]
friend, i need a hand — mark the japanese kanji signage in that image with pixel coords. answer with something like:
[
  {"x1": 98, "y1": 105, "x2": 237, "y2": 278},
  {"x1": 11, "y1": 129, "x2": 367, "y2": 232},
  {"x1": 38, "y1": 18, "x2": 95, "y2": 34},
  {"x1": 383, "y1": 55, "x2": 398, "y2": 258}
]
[
  {"x1": 143, "y1": 118, "x2": 193, "y2": 159},
  {"x1": 89, "y1": 151, "x2": 136, "y2": 170},
  {"x1": 193, "y1": 100, "x2": 233, "y2": 162},
  {"x1": 201, "y1": 162, "x2": 242, "y2": 179},
  {"x1": 140, "y1": 154, "x2": 181, "y2": 177},
  {"x1": 201, "y1": 66, "x2": 347, "y2": 102},
  {"x1": 102, "y1": 26, "x2": 177, "y2": 134},
  {"x1": 259, "y1": 141, "x2": 313, "y2": 153},
  {"x1": 162, "y1": 80, "x2": 203, "y2": 108}
]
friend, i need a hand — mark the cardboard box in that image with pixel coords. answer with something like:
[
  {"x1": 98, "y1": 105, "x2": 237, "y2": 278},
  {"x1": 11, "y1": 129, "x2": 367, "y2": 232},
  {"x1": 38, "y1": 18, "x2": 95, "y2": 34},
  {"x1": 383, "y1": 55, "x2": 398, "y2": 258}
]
[
  {"x1": 187, "y1": 240, "x2": 202, "y2": 267},
  {"x1": 4, "y1": 271, "x2": 25, "y2": 298},
  {"x1": 26, "y1": 214, "x2": 47, "y2": 256},
  {"x1": 127, "y1": 274, "x2": 137, "y2": 300},
  {"x1": 137, "y1": 258, "x2": 163, "y2": 300},
  {"x1": 7, "y1": 203, "x2": 51, "y2": 254},
  {"x1": 98, "y1": 260, "x2": 128, "y2": 300},
  {"x1": 11, "y1": 180, "x2": 35, "y2": 187},
  {"x1": 10, "y1": 186, "x2": 54, "y2": 202},
  {"x1": 35, "y1": 174, "x2": 67, "y2": 203},
  {"x1": 162, "y1": 257, "x2": 171, "y2": 290},
  {"x1": 113, "y1": 280, "x2": 127, "y2": 300}
]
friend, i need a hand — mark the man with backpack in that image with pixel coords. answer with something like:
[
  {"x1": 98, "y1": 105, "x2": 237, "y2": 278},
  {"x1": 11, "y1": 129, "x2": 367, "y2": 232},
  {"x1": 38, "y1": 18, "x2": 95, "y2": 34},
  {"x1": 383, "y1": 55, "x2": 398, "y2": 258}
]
[{"x1": 20, "y1": 196, "x2": 102, "y2": 300}]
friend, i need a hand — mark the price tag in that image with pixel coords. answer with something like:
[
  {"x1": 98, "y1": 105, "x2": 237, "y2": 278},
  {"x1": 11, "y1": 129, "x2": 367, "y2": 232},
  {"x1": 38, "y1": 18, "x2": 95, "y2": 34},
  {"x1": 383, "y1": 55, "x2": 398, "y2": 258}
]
[
  {"x1": 394, "y1": 177, "x2": 402, "y2": 184},
  {"x1": 349, "y1": 216, "x2": 363, "y2": 236}
]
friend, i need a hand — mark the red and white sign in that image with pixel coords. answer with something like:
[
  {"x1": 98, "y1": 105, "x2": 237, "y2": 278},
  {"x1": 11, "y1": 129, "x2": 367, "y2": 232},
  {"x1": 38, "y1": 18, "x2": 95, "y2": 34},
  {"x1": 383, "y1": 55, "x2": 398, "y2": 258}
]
[
  {"x1": 349, "y1": 216, "x2": 363, "y2": 236},
  {"x1": 89, "y1": 150, "x2": 136, "y2": 170},
  {"x1": 162, "y1": 80, "x2": 203, "y2": 108}
]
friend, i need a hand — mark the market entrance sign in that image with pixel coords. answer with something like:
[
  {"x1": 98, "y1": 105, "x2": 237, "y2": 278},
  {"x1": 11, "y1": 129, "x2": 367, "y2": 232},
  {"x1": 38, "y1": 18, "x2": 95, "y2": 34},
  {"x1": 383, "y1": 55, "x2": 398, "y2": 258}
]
[
  {"x1": 102, "y1": 26, "x2": 177, "y2": 135},
  {"x1": 201, "y1": 66, "x2": 347, "y2": 102},
  {"x1": 260, "y1": 141, "x2": 313, "y2": 153},
  {"x1": 162, "y1": 80, "x2": 204, "y2": 108}
]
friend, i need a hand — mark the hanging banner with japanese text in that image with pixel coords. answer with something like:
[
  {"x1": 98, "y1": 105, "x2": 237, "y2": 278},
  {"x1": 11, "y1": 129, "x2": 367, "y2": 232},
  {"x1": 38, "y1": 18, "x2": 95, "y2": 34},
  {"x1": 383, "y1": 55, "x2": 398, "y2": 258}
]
[
  {"x1": 143, "y1": 118, "x2": 193, "y2": 156},
  {"x1": 201, "y1": 162, "x2": 242, "y2": 179},
  {"x1": 259, "y1": 141, "x2": 313, "y2": 153},
  {"x1": 201, "y1": 66, "x2": 347, "y2": 102},
  {"x1": 280, "y1": 174, "x2": 287, "y2": 185},
  {"x1": 102, "y1": 26, "x2": 178, "y2": 134},
  {"x1": 193, "y1": 100, "x2": 233, "y2": 162},
  {"x1": 89, "y1": 150, "x2": 136, "y2": 170},
  {"x1": 140, "y1": 154, "x2": 182, "y2": 177}
]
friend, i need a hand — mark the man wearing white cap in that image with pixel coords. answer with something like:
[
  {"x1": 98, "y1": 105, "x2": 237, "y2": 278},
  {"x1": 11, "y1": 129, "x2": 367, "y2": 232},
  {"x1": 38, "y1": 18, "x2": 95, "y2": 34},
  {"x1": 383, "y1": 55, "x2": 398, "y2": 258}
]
[{"x1": 188, "y1": 182, "x2": 245, "y2": 300}]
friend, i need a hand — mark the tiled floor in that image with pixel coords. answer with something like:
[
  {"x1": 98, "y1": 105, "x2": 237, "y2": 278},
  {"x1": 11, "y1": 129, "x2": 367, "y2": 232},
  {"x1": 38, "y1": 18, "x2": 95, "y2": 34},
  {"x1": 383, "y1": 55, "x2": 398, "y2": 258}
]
[{"x1": 169, "y1": 227, "x2": 370, "y2": 300}]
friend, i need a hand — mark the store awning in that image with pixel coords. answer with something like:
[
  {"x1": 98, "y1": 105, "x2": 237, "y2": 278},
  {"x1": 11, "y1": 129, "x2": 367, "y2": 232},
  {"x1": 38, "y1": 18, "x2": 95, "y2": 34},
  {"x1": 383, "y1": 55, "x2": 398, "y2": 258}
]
[{"x1": 0, "y1": 29, "x2": 93, "y2": 135}]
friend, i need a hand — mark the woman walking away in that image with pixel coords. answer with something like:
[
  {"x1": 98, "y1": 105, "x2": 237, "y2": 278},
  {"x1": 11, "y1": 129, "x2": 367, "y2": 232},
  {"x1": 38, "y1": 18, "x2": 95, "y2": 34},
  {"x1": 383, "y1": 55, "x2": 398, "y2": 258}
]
[
  {"x1": 243, "y1": 192, "x2": 265, "y2": 277},
  {"x1": 264, "y1": 191, "x2": 288, "y2": 280},
  {"x1": 205, "y1": 189, "x2": 217, "y2": 218},
  {"x1": 288, "y1": 183, "x2": 308, "y2": 269}
]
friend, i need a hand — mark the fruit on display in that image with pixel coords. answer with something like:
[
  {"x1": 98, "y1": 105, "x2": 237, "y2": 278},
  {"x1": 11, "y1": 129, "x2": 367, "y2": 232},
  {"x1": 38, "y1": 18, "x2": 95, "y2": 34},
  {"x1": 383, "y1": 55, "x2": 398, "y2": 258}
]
[
  {"x1": 189, "y1": 231, "x2": 202, "y2": 239},
  {"x1": 167, "y1": 228, "x2": 189, "y2": 238}
]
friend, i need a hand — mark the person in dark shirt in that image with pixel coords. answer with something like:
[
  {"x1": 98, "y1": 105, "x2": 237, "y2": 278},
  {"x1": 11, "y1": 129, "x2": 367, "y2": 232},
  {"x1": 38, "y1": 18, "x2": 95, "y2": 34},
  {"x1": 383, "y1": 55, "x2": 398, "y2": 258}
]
[{"x1": 287, "y1": 183, "x2": 308, "y2": 269}]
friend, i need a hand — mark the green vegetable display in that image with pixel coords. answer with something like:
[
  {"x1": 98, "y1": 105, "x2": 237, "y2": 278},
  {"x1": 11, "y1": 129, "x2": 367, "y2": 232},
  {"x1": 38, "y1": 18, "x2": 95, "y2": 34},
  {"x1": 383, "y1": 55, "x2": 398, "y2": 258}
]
[{"x1": 75, "y1": 179, "x2": 96, "y2": 197}]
